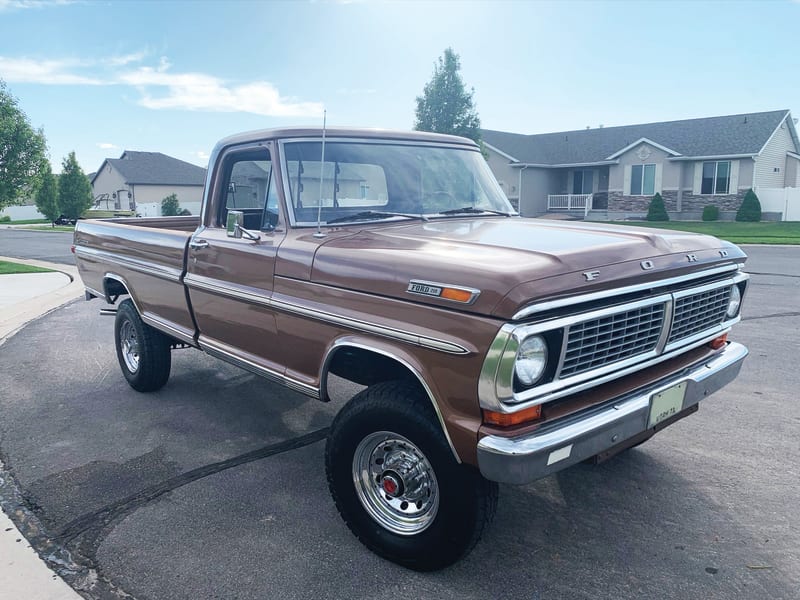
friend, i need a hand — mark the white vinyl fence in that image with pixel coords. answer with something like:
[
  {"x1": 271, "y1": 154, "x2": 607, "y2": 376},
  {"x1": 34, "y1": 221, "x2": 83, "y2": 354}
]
[
  {"x1": 758, "y1": 187, "x2": 800, "y2": 221},
  {"x1": 0, "y1": 205, "x2": 45, "y2": 221}
]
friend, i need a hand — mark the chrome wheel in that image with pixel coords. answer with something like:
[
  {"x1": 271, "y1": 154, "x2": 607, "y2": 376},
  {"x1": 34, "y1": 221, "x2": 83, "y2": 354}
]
[
  {"x1": 352, "y1": 431, "x2": 439, "y2": 535},
  {"x1": 119, "y1": 319, "x2": 140, "y2": 373}
]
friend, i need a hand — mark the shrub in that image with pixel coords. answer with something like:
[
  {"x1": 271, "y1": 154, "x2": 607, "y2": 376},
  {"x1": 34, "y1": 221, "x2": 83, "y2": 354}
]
[
  {"x1": 702, "y1": 205, "x2": 719, "y2": 221},
  {"x1": 161, "y1": 193, "x2": 180, "y2": 216},
  {"x1": 179, "y1": 208, "x2": 192, "y2": 216},
  {"x1": 0, "y1": 215, "x2": 10, "y2": 223},
  {"x1": 646, "y1": 193, "x2": 669, "y2": 221},
  {"x1": 736, "y1": 189, "x2": 761, "y2": 222}
]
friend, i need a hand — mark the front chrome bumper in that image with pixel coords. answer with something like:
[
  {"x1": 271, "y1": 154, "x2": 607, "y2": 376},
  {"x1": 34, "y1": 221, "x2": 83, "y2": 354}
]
[{"x1": 477, "y1": 342, "x2": 748, "y2": 485}]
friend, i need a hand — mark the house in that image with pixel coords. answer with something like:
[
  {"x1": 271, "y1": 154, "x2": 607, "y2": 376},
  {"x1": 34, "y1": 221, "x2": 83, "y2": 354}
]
[
  {"x1": 483, "y1": 110, "x2": 800, "y2": 220},
  {"x1": 91, "y1": 151, "x2": 207, "y2": 216}
]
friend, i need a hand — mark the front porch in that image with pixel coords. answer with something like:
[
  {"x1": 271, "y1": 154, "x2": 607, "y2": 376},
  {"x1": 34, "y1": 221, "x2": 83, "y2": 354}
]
[{"x1": 546, "y1": 191, "x2": 609, "y2": 217}]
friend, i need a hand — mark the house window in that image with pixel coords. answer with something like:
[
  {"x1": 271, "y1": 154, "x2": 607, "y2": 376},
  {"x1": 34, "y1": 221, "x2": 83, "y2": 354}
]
[
  {"x1": 701, "y1": 161, "x2": 730, "y2": 194},
  {"x1": 572, "y1": 170, "x2": 593, "y2": 194},
  {"x1": 631, "y1": 164, "x2": 656, "y2": 196}
]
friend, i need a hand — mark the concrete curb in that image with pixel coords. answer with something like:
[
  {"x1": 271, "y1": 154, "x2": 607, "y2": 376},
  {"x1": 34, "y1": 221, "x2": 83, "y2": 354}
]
[
  {"x1": 0, "y1": 256, "x2": 84, "y2": 347},
  {"x1": 0, "y1": 256, "x2": 85, "y2": 599}
]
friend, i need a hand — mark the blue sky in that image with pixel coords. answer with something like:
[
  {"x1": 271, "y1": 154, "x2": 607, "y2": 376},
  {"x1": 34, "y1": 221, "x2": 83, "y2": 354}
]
[{"x1": 1, "y1": 0, "x2": 798, "y2": 174}]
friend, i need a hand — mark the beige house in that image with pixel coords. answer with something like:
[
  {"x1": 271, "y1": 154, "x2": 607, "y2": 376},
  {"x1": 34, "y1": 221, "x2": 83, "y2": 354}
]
[
  {"x1": 483, "y1": 109, "x2": 800, "y2": 220},
  {"x1": 91, "y1": 151, "x2": 206, "y2": 215}
]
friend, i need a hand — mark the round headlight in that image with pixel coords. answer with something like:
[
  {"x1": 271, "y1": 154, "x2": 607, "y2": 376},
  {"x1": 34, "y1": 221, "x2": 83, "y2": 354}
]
[
  {"x1": 726, "y1": 285, "x2": 741, "y2": 318},
  {"x1": 515, "y1": 335, "x2": 548, "y2": 387}
]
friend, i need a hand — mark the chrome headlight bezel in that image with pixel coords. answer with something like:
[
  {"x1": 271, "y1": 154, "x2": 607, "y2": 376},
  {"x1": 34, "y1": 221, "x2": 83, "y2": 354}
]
[
  {"x1": 726, "y1": 284, "x2": 742, "y2": 318},
  {"x1": 514, "y1": 334, "x2": 548, "y2": 388}
]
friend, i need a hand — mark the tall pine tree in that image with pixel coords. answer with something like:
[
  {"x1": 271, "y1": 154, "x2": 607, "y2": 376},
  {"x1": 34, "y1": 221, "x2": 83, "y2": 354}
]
[
  {"x1": 58, "y1": 151, "x2": 93, "y2": 219},
  {"x1": 414, "y1": 48, "x2": 482, "y2": 145},
  {"x1": 35, "y1": 161, "x2": 59, "y2": 224}
]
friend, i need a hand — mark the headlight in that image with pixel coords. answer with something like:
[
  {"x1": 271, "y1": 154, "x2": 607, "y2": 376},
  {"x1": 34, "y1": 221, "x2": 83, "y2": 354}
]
[
  {"x1": 515, "y1": 335, "x2": 547, "y2": 387},
  {"x1": 726, "y1": 285, "x2": 741, "y2": 318}
]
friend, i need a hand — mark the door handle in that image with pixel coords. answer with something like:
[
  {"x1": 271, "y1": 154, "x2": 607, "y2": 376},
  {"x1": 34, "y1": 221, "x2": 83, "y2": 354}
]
[{"x1": 189, "y1": 239, "x2": 209, "y2": 250}]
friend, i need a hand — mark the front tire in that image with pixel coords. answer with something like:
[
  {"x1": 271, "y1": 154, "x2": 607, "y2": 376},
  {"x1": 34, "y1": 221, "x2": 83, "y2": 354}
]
[
  {"x1": 325, "y1": 380, "x2": 497, "y2": 571},
  {"x1": 114, "y1": 299, "x2": 171, "y2": 392}
]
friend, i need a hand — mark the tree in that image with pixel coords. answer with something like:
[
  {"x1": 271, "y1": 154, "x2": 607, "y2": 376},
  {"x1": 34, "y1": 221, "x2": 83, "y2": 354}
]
[
  {"x1": 161, "y1": 193, "x2": 180, "y2": 216},
  {"x1": 0, "y1": 80, "x2": 49, "y2": 210},
  {"x1": 58, "y1": 151, "x2": 93, "y2": 219},
  {"x1": 414, "y1": 48, "x2": 482, "y2": 145},
  {"x1": 35, "y1": 161, "x2": 59, "y2": 224},
  {"x1": 646, "y1": 192, "x2": 669, "y2": 221},
  {"x1": 736, "y1": 188, "x2": 761, "y2": 222}
]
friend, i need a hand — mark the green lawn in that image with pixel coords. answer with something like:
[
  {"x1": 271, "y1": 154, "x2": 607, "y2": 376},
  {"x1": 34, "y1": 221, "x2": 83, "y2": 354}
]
[
  {"x1": 23, "y1": 225, "x2": 75, "y2": 232},
  {"x1": 2, "y1": 218, "x2": 51, "y2": 224},
  {"x1": 603, "y1": 221, "x2": 800, "y2": 245},
  {"x1": 0, "y1": 260, "x2": 53, "y2": 274}
]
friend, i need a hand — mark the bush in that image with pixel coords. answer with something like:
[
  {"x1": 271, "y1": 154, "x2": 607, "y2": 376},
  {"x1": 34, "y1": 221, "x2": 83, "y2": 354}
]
[
  {"x1": 161, "y1": 193, "x2": 180, "y2": 216},
  {"x1": 702, "y1": 205, "x2": 719, "y2": 221},
  {"x1": 0, "y1": 215, "x2": 10, "y2": 223},
  {"x1": 646, "y1": 193, "x2": 669, "y2": 221},
  {"x1": 736, "y1": 189, "x2": 761, "y2": 222},
  {"x1": 179, "y1": 208, "x2": 192, "y2": 216}
]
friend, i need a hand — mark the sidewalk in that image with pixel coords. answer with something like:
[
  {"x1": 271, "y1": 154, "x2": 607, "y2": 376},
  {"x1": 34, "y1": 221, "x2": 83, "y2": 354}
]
[{"x1": 0, "y1": 256, "x2": 84, "y2": 600}]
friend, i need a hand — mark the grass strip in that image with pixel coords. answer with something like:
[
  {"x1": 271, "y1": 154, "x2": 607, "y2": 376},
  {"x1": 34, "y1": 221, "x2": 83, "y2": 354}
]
[
  {"x1": 600, "y1": 221, "x2": 800, "y2": 244},
  {"x1": 0, "y1": 260, "x2": 54, "y2": 275}
]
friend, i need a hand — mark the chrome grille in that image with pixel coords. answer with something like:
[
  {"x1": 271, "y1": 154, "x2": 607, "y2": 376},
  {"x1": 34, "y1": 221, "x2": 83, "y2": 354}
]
[
  {"x1": 560, "y1": 304, "x2": 666, "y2": 378},
  {"x1": 668, "y1": 286, "x2": 731, "y2": 344}
]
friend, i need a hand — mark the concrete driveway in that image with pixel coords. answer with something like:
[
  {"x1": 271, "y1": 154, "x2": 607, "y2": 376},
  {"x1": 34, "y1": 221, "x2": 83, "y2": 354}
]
[{"x1": 0, "y1": 246, "x2": 798, "y2": 599}]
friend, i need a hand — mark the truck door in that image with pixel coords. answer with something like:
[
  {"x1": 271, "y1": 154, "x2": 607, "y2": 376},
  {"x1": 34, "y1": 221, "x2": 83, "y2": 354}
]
[{"x1": 185, "y1": 143, "x2": 288, "y2": 381}]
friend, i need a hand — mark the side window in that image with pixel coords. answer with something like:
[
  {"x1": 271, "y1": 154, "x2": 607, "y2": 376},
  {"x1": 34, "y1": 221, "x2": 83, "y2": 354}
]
[{"x1": 218, "y1": 149, "x2": 276, "y2": 230}]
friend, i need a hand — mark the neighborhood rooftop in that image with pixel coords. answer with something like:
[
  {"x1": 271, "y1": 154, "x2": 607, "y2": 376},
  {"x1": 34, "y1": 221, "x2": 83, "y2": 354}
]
[
  {"x1": 92, "y1": 151, "x2": 207, "y2": 186},
  {"x1": 482, "y1": 109, "x2": 796, "y2": 166}
]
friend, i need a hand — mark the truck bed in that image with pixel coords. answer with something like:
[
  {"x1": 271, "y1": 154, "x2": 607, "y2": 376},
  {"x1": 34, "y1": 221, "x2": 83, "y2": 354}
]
[{"x1": 73, "y1": 216, "x2": 200, "y2": 344}]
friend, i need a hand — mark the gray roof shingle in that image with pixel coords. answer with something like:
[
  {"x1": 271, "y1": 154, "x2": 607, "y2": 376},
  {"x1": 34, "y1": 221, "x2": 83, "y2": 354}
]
[
  {"x1": 482, "y1": 110, "x2": 792, "y2": 165},
  {"x1": 98, "y1": 151, "x2": 207, "y2": 186}
]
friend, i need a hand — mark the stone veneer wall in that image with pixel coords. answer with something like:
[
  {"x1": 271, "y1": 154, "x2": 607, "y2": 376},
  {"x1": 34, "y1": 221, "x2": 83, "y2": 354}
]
[{"x1": 608, "y1": 190, "x2": 745, "y2": 212}]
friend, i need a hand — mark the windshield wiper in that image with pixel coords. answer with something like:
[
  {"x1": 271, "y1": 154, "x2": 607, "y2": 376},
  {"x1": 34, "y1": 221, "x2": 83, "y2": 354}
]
[
  {"x1": 325, "y1": 210, "x2": 428, "y2": 225},
  {"x1": 436, "y1": 206, "x2": 515, "y2": 217}
]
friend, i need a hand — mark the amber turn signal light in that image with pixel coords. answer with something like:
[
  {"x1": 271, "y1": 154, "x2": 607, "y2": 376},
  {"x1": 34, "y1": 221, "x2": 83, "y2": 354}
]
[
  {"x1": 440, "y1": 287, "x2": 474, "y2": 303},
  {"x1": 708, "y1": 333, "x2": 728, "y2": 350},
  {"x1": 482, "y1": 404, "x2": 542, "y2": 427}
]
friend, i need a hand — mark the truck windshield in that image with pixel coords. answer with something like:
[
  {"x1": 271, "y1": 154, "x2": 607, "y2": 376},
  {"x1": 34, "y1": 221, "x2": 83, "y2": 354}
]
[{"x1": 282, "y1": 141, "x2": 515, "y2": 226}]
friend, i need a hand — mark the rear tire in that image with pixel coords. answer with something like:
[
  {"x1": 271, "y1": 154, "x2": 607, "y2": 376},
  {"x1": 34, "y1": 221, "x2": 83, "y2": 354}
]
[
  {"x1": 325, "y1": 380, "x2": 497, "y2": 571},
  {"x1": 114, "y1": 299, "x2": 171, "y2": 392}
]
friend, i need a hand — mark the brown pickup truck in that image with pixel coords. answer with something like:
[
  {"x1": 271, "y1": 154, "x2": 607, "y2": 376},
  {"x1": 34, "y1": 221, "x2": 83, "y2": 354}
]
[{"x1": 74, "y1": 127, "x2": 749, "y2": 570}]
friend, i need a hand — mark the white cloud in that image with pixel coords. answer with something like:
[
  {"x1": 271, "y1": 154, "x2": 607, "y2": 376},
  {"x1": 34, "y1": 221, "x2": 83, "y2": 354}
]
[
  {"x1": 121, "y1": 66, "x2": 324, "y2": 117},
  {"x1": 0, "y1": 0, "x2": 76, "y2": 11},
  {"x1": 0, "y1": 56, "x2": 104, "y2": 85},
  {"x1": 96, "y1": 142, "x2": 118, "y2": 149},
  {"x1": 103, "y1": 51, "x2": 147, "y2": 67},
  {"x1": 0, "y1": 53, "x2": 324, "y2": 118}
]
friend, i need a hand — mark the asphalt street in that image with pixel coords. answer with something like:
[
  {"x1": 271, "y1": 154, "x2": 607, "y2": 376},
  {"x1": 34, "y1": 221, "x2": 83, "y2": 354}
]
[
  {"x1": 0, "y1": 229, "x2": 76, "y2": 265},
  {"x1": 0, "y1": 242, "x2": 798, "y2": 599}
]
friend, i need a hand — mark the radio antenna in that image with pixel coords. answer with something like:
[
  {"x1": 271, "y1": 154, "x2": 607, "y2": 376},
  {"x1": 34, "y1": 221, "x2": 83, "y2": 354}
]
[{"x1": 313, "y1": 109, "x2": 328, "y2": 238}]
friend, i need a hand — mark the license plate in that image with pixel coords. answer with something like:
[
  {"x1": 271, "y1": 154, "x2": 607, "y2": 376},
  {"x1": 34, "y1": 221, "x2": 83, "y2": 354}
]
[{"x1": 648, "y1": 382, "x2": 687, "y2": 428}]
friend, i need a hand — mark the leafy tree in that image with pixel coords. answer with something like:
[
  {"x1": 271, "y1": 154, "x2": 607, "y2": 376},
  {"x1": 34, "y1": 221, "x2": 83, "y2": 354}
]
[
  {"x1": 414, "y1": 48, "x2": 482, "y2": 145},
  {"x1": 646, "y1": 192, "x2": 669, "y2": 221},
  {"x1": 58, "y1": 151, "x2": 93, "y2": 219},
  {"x1": 0, "y1": 80, "x2": 49, "y2": 209},
  {"x1": 35, "y1": 161, "x2": 59, "y2": 224},
  {"x1": 161, "y1": 193, "x2": 180, "y2": 216},
  {"x1": 736, "y1": 188, "x2": 761, "y2": 222}
]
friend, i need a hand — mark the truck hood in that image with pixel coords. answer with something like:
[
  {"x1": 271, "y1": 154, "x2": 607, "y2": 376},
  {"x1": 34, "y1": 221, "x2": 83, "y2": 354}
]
[{"x1": 310, "y1": 217, "x2": 745, "y2": 319}]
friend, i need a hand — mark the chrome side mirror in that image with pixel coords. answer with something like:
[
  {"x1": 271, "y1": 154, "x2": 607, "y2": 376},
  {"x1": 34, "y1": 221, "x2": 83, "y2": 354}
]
[{"x1": 226, "y1": 210, "x2": 244, "y2": 238}]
